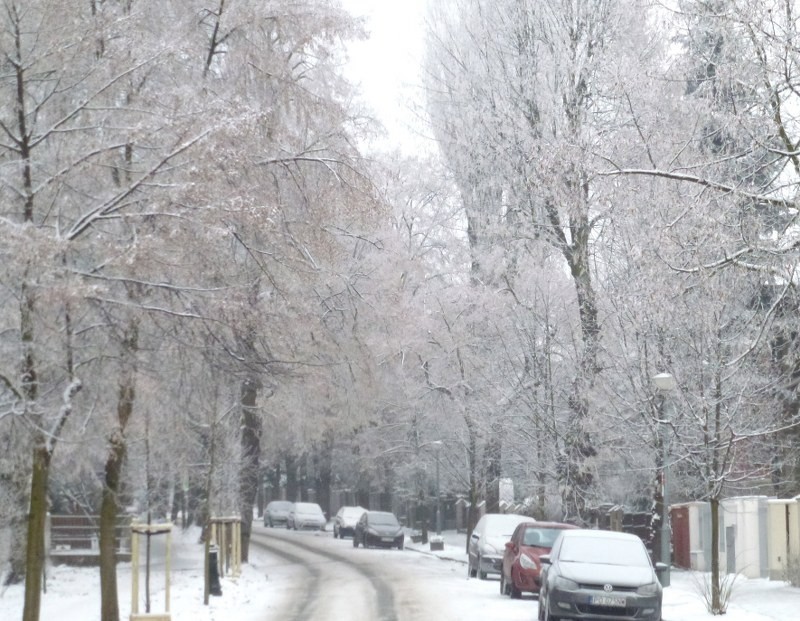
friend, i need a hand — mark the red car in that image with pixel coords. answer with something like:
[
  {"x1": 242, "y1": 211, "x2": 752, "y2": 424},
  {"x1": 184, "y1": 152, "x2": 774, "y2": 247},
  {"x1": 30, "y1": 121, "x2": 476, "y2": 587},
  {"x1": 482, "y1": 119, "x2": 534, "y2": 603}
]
[{"x1": 500, "y1": 521, "x2": 578, "y2": 598}]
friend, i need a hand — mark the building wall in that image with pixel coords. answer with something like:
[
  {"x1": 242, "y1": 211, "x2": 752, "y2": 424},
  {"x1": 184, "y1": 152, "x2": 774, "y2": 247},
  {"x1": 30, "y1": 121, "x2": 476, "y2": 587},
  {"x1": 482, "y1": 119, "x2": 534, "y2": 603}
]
[{"x1": 767, "y1": 498, "x2": 800, "y2": 581}]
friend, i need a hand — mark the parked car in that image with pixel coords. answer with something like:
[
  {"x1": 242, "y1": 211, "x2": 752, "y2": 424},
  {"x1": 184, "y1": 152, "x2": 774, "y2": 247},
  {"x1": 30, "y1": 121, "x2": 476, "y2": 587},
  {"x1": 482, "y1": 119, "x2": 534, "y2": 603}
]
[
  {"x1": 468, "y1": 513, "x2": 532, "y2": 579},
  {"x1": 501, "y1": 521, "x2": 578, "y2": 598},
  {"x1": 263, "y1": 500, "x2": 293, "y2": 528},
  {"x1": 286, "y1": 502, "x2": 327, "y2": 531},
  {"x1": 352, "y1": 510, "x2": 404, "y2": 549},
  {"x1": 538, "y1": 529, "x2": 665, "y2": 621},
  {"x1": 333, "y1": 505, "x2": 366, "y2": 539}
]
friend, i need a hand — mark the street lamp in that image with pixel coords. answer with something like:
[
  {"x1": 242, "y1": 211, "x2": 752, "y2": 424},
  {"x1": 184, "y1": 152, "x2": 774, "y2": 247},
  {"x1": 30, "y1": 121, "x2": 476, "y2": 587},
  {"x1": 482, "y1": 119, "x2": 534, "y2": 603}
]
[
  {"x1": 431, "y1": 441, "x2": 443, "y2": 535},
  {"x1": 652, "y1": 372, "x2": 675, "y2": 587}
]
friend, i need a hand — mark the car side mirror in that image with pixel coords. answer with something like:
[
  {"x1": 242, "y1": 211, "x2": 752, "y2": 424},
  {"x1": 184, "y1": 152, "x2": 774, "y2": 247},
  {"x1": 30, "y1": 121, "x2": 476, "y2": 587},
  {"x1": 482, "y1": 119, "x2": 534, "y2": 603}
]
[
  {"x1": 654, "y1": 562, "x2": 668, "y2": 573},
  {"x1": 540, "y1": 554, "x2": 551, "y2": 565},
  {"x1": 471, "y1": 533, "x2": 480, "y2": 541}
]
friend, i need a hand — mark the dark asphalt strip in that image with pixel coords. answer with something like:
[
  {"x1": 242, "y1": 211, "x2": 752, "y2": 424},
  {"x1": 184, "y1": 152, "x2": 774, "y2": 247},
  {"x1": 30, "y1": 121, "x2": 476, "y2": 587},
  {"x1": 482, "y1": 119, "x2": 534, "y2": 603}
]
[{"x1": 251, "y1": 532, "x2": 398, "y2": 621}]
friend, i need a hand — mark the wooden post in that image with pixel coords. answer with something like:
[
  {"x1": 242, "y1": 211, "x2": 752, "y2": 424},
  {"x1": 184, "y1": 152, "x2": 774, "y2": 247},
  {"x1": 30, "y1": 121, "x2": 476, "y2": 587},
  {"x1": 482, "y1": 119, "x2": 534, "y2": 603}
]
[{"x1": 129, "y1": 523, "x2": 173, "y2": 621}]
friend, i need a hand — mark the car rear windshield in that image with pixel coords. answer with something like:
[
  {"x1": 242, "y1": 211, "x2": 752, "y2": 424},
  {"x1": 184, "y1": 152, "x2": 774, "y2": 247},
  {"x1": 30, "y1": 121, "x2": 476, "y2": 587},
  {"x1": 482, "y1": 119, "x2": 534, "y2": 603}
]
[
  {"x1": 343, "y1": 508, "x2": 364, "y2": 518},
  {"x1": 523, "y1": 528, "x2": 564, "y2": 547},
  {"x1": 484, "y1": 517, "x2": 527, "y2": 536},
  {"x1": 370, "y1": 513, "x2": 399, "y2": 526},
  {"x1": 560, "y1": 537, "x2": 649, "y2": 567}
]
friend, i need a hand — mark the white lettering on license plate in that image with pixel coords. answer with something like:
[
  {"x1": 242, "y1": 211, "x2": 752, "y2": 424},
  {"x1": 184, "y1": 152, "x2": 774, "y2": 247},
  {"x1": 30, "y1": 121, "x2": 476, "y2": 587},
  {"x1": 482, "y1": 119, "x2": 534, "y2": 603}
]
[{"x1": 591, "y1": 595, "x2": 626, "y2": 607}]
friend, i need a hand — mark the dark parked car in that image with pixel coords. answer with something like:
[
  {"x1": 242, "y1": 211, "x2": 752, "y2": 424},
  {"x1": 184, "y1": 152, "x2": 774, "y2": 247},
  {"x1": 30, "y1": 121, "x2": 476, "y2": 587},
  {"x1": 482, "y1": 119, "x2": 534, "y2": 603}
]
[
  {"x1": 501, "y1": 521, "x2": 578, "y2": 598},
  {"x1": 263, "y1": 500, "x2": 293, "y2": 527},
  {"x1": 468, "y1": 513, "x2": 532, "y2": 579},
  {"x1": 286, "y1": 502, "x2": 327, "y2": 531},
  {"x1": 353, "y1": 510, "x2": 404, "y2": 549},
  {"x1": 333, "y1": 505, "x2": 366, "y2": 539},
  {"x1": 538, "y1": 529, "x2": 665, "y2": 621}
]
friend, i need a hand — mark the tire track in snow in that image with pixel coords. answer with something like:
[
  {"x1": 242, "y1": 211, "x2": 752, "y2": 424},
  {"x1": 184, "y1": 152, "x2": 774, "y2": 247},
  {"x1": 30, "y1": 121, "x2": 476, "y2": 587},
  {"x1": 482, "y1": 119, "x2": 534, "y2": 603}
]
[{"x1": 252, "y1": 529, "x2": 397, "y2": 621}]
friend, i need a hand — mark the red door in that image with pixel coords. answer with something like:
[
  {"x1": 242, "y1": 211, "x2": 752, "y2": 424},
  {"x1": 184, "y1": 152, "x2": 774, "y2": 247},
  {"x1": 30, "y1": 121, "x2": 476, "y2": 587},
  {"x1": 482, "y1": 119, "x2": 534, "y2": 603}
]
[{"x1": 671, "y1": 506, "x2": 690, "y2": 569}]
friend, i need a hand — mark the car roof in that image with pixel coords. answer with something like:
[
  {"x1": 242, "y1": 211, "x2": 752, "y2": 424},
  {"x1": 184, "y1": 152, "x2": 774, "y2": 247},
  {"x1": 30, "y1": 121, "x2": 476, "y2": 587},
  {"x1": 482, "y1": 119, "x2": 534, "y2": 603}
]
[
  {"x1": 478, "y1": 513, "x2": 531, "y2": 525},
  {"x1": 521, "y1": 521, "x2": 577, "y2": 529},
  {"x1": 559, "y1": 529, "x2": 641, "y2": 541}
]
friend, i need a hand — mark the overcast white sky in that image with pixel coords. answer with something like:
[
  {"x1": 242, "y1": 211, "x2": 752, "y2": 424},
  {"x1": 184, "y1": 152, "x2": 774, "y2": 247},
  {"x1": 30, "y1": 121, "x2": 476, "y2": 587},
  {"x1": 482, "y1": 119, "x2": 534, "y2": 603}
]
[{"x1": 340, "y1": 0, "x2": 430, "y2": 150}]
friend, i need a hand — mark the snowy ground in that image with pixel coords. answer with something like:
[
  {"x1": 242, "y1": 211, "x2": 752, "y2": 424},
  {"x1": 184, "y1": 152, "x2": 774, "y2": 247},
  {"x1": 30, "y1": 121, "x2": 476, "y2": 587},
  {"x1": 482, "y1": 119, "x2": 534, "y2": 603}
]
[{"x1": 2, "y1": 525, "x2": 799, "y2": 620}]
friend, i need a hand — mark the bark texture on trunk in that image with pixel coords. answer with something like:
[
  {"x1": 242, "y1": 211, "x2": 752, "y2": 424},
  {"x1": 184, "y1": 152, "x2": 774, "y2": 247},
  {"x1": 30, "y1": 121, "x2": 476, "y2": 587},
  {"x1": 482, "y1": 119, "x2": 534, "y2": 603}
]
[
  {"x1": 100, "y1": 320, "x2": 138, "y2": 621},
  {"x1": 239, "y1": 377, "x2": 261, "y2": 563},
  {"x1": 22, "y1": 447, "x2": 49, "y2": 621}
]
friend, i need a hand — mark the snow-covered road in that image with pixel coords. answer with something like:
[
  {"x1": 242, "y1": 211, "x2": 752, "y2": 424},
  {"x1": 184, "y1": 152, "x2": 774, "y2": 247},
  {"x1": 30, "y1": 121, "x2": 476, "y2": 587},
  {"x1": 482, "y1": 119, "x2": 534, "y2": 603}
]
[{"x1": 251, "y1": 526, "x2": 535, "y2": 621}]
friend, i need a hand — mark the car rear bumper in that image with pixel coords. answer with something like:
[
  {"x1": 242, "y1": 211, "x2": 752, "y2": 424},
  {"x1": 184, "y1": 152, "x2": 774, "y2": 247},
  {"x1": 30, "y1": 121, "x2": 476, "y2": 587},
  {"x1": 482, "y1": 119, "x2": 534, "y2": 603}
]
[
  {"x1": 364, "y1": 533, "x2": 404, "y2": 548},
  {"x1": 266, "y1": 516, "x2": 289, "y2": 526}
]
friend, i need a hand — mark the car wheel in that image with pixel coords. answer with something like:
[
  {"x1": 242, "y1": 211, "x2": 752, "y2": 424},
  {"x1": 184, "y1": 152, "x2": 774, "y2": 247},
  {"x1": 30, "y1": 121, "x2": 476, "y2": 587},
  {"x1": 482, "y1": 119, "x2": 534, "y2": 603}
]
[
  {"x1": 334, "y1": 528, "x2": 338, "y2": 539},
  {"x1": 541, "y1": 599, "x2": 559, "y2": 621},
  {"x1": 353, "y1": 534, "x2": 359, "y2": 548},
  {"x1": 468, "y1": 557, "x2": 477, "y2": 578},
  {"x1": 397, "y1": 541, "x2": 404, "y2": 550},
  {"x1": 478, "y1": 555, "x2": 488, "y2": 580},
  {"x1": 510, "y1": 582, "x2": 522, "y2": 599}
]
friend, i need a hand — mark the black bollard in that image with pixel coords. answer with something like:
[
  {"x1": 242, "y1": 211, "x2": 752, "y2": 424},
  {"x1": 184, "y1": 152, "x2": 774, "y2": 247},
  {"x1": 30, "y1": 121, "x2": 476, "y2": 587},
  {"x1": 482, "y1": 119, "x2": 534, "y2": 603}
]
[{"x1": 208, "y1": 544, "x2": 223, "y2": 596}]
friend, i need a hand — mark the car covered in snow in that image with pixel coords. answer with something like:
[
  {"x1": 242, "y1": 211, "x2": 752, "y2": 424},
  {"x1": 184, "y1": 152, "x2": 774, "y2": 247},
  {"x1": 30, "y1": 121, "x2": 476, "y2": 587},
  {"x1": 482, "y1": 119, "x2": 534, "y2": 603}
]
[
  {"x1": 333, "y1": 505, "x2": 366, "y2": 539},
  {"x1": 263, "y1": 500, "x2": 293, "y2": 527},
  {"x1": 467, "y1": 513, "x2": 533, "y2": 580},
  {"x1": 286, "y1": 502, "x2": 327, "y2": 531}
]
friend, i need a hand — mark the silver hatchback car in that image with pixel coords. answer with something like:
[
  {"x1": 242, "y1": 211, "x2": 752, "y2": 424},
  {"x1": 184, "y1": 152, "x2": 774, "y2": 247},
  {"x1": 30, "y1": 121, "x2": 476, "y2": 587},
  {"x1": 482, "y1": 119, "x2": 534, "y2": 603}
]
[{"x1": 538, "y1": 529, "x2": 664, "y2": 621}]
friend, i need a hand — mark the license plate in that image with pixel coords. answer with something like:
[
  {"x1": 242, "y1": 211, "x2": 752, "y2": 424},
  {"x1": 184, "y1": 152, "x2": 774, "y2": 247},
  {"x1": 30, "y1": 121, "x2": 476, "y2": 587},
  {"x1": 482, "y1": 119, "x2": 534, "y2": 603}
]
[
  {"x1": 381, "y1": 537, "x2": 394, "y2": 542},
  {"x1": 591, "y1": 595, "x2": 626, "y2": 607}
]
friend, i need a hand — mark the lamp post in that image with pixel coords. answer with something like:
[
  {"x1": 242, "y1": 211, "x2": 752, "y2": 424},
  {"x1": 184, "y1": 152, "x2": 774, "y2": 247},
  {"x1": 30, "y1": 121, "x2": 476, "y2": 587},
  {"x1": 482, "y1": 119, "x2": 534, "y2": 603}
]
[
  {"x1": 652, "y1": 372, "x2": 675, "y2": 587},
  {"x1": 431, "y1": 441, "x2": 443, "y2": 535}
]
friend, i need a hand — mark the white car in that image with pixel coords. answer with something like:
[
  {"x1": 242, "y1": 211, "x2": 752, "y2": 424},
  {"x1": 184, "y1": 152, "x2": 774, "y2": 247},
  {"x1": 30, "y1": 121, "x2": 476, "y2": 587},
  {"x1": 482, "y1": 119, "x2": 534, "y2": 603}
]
[
  {"x1": 468, "y1": 513, "x2": 533, "y2": 579},
  {"x1": 333, "y1": 506, "x2": 366, "y2": 539},
  {"x1": 287, "y1": 502, "x2": 327, "y2": 531}
]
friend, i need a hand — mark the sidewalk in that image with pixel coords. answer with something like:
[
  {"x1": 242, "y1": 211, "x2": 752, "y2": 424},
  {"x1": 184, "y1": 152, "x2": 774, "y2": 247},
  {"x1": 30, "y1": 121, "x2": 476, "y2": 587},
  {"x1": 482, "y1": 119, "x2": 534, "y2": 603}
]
[{"x1": 404, "y1": 529, "x2": 469, "y2": 565}]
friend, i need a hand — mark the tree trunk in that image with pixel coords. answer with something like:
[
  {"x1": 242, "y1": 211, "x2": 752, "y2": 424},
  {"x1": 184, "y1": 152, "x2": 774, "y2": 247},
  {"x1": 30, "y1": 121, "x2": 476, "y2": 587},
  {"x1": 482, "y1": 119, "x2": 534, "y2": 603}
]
[
  {"x1": 22, "y1": 445, "x2": 50, "y2": 621},
  {"x1": 710, "y1": 495, "x2": 721, "y2": 613},
  {"x1": 100, "y1": 319, "x2": 138, "y2": 621},
  {"x1": 465, "y1": 423, "x2": 478, "y2": 555},
  {"x1": 285, "y1": 455, "x2": 298, "y2": 501},
  {"x1": 484, "y1": 434, "x2": 501, "y2": 514},
  {"x1": 239, "y1": 377, "x2": 261, "y2": 563}
]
